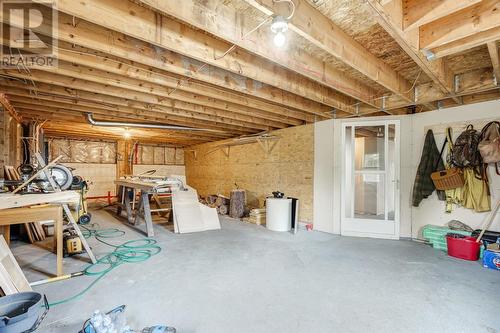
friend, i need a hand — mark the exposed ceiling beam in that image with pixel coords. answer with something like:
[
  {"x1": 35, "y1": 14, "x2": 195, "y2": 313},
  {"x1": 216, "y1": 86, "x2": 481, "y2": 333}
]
[
  {"x1": 29, "y1": 60, "x2": 295, "y2": 128},
  {"x1": 415, "y1": 67, "x2": 497, "y2": 103},
  {"x1": 52, "y1": 44, "x2": 313, "y2": 123},
  {"x1": 134, "y1": 0, "x2": 384, "y2": 108},
  {"x1": 403, "y1": 0, "x2": 482, "y2": 31},
  {"x1": 13, "y1": 106, "x2": 218, "y2": 142},
  {"x1": 0, "y1": 14, "x2": 333, "y2": 117},
  {"x1": 20, "y1": 117, "x2": 204, "y2": 145},
  {"x1": 241, "y1": 0, "x2": 414, "y2": 103},
  {"x1": 366, "y1": 0, "x2": 458, "y2": 102},
  {"x1": 0, "y1": 82, "x2": 265, "y2": 133},
  {"x1": 0, "y1": 79, "x2": 262, "y2": 135},
  {"x1": 430, "y1": 26, "x2": 500, "y2": 59},
  {"x1": 0, "y1": 93, "x2": 21, "y2": 122},
  {"x1": 39, "y1": 0, "x2": 353, "y2": 115},
  {"x1": 420, "y1": 0, "x2": 500, "y2": 50},
  {"x1": 7, "y1": 96, "x2": 235, "y2": 139},
  {"x1": 0, "y1": 69, "x2": 283, "y2": 132},
  {"x1": 487, "y1": 41, "x2": 500, "y2": 83}
]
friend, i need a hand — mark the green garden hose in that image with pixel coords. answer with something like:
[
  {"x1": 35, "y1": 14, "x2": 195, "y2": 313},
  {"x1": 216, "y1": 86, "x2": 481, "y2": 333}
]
[{"x1": 47, "y1": 224, "x2": 161, "y2": 307}]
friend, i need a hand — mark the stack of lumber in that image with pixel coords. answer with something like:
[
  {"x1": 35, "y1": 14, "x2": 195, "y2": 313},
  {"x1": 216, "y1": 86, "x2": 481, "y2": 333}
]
[
  {"x1": 243, "y1": 208, "x2": 266, "y2": 225},
  {"x1": 3, "y1": 166, "x2": 46, "y2": 243}
]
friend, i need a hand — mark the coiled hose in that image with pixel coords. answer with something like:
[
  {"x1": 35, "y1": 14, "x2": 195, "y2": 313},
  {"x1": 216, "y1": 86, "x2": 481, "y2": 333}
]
[{"x1": 47, "y1": 224, "x2": 161, "y2": 307}]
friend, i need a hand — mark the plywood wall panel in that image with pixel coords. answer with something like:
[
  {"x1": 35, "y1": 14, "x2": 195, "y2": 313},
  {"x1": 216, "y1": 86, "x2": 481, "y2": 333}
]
[{"x1": 185, "y1": 124, "x2": 314, "y2": 223}]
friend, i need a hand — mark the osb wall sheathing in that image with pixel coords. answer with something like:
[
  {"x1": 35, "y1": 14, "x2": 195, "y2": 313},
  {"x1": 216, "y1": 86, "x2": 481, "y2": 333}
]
[{"x1": 185, "y1": 124, "x2": 314, "y2": 223}]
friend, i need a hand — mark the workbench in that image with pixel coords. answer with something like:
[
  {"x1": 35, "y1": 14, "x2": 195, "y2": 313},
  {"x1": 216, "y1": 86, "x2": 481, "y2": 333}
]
[
  {"x1": 115, "y1": 179, "x2": 175, "y2": 237},
  {"x1": 0, "y1": 205, "x2": 64, "y2": 277}
]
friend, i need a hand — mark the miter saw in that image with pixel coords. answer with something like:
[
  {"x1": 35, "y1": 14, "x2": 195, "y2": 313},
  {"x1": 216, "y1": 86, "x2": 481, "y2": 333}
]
[{"x1": 0, "y1": 163, "x2": 74, "y2": 193}]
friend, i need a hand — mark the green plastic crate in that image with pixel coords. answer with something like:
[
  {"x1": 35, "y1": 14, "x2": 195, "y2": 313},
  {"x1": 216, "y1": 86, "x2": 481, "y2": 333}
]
[{"x1": 422, "y1": 225, "x2": 472, "y2": 251}]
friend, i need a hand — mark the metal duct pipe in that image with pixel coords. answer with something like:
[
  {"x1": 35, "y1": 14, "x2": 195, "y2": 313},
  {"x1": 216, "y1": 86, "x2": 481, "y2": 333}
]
[{"x1": 85, "y1": 113, "x2": 223, "y2": 132}]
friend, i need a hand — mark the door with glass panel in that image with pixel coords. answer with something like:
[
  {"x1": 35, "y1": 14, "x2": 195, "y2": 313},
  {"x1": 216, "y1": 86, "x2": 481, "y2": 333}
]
[{"x1": 341, "y1": 120, "x2": 400, "y2": 239}]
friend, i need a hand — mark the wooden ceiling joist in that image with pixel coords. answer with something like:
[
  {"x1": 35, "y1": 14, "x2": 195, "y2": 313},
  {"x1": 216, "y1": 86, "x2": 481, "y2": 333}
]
[
  {"x1": 419, "y1": 0, "x2": 500, "y2": 51},
  {"x1": 0, "y1": 70, "x2": 283, "y2": 132},
  {"x1": 134, "y1": 0, "x2": 383, "y2": 109},
  {"x1": 0, "y1": 83, "x2": 258, "y2": 136},
  {"x1": 367, "y1": 0, "x2": 458, "y2": 102},
  {"x1": 0, "y1": 93, "x2": 21, "y2": 122},
  {"x1": 25, "y1": 119, "x2": 205, "y2": 145},
  {"x1": 6, "y1": 97, "x2": 243, "y2": 138},
  {"x1": 403, "y1": 0, "x2": 482, "y2": 31},
  {"x1": 0, "y1": 13, "x2": 334, "y2": 118},
  {"x1": 54, "y1": 45, "x2": 314, "y2": 123},
  {"x1": 0, "y1": 81, "x2": 257, "y2": 135},
  {"x1": 243, "y1": 0, "x2": 414, "y2": 103},
  {"x1": 38, "y1": 1, "x2": 353, "y2": 115},
  {"x1": 487, "y1": 41, "x2": 500, "y2": 82}
]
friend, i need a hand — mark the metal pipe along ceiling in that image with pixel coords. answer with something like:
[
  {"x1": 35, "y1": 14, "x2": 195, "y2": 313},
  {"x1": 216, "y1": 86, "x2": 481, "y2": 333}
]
[{"x1": 85, "y1": 113, "x2": 224, "y2": 132}]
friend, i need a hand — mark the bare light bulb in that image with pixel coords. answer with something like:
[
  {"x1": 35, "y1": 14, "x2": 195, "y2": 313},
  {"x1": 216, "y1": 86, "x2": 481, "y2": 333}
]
[
  {"x1": 123, "y1": 128, "x2": 131, "y2": 139},
  {"x1": 273, "y1": 31, "x2": 286, "y2": 47}
]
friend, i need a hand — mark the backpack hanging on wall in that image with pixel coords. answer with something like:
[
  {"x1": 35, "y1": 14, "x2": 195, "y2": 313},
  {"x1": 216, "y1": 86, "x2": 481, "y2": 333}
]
[
  {"x1": 451, "y1": 125, "x2": 483, "y2": 168},
  {"x1": 479, "y1": 121, "x2": 500, "y2": 175}
]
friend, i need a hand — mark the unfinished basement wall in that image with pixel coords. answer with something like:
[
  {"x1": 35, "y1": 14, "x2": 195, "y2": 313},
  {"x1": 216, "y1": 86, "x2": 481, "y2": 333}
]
[
  {"x1": 0, "y1": 108, "x2": 22, "y2": 178},
  {"x1": 132, "y1": 144, "x2": 186, "y2": 180},
  {"x1": 48, "y1": 140, "x2": 187, "y2": 198},
  {"x1": 314, "y1": 99, "x2": 500, "y2": 238},
  {"x1": 184, "y1": 124, "x2": 314, "y2": 223}
]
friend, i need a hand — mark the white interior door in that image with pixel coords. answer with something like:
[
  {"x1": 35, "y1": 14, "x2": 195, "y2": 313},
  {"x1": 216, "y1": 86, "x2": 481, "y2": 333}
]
[{"x1": 341, "y1": 120, "x2": 400, "y2": 239}]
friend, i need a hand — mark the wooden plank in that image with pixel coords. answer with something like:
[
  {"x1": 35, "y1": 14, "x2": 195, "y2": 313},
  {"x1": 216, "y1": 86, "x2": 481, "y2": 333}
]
[
  {"x1": 0, "y1": 192, "x2": 80, "y2": 210},
  {"x1": 403, "y1": 0, "x2": 481, "y2": 31},
  {"x1": 487, "y1": 41, "x2": 500, "y2": 81},
  {"x1": 420, "y1": 0, "x2": 500, "y2": 50},
  {"x1": 0, "y1": 235, "x2": 32, "y2": 293}
]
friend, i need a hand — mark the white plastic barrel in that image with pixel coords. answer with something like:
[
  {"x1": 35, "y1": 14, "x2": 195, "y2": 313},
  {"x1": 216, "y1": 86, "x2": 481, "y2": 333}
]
[{"x1": 266, "y1": 198, "x2": 292, "y2": 232}]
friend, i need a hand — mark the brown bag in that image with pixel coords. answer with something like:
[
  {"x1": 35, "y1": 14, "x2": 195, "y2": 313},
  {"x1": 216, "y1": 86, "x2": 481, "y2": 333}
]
[
  {"x1": 479, "y1": 121, "x2": 500, "y2": 164},
  {"x1": 431, "y1": 128, "x2": 464, "y2": 190}
]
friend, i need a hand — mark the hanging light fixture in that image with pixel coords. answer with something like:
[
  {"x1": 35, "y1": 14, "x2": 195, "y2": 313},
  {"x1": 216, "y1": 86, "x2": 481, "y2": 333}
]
[
  {"x1": 123, "y1": 127, "x2": 131, "y2": 139},
  {"x1": 271, "y1": 15, "x2": 288, "y2": 47}
]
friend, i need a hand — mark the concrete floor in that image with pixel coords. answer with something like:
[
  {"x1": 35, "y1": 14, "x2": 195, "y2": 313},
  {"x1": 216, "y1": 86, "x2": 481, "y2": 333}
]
[{"x1": 9, "y1": 208, "x2": 500, "y2": 333}]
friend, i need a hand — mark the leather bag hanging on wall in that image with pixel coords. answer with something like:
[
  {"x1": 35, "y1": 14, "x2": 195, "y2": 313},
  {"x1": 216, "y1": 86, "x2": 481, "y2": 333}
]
[{"x1": 479, "y1": 121, "x2": 500, "y2": 174}]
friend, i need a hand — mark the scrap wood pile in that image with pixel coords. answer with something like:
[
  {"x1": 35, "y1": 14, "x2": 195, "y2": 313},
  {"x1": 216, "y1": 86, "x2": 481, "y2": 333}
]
[
  {"x1": 201, "y1": 194, "x2": 230, "y2": 215},
  {"x1": 199, "y1": 189, "x2": 247, "y2": 219}
]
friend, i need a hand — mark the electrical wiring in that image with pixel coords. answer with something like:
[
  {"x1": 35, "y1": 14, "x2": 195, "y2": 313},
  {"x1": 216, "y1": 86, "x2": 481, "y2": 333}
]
[
  {"x1": 273, "y1": 0, "x2": 296, "y2": 20},
  {"x1": 46, "y1": 224, "x2": 161, "y2": 307}
]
